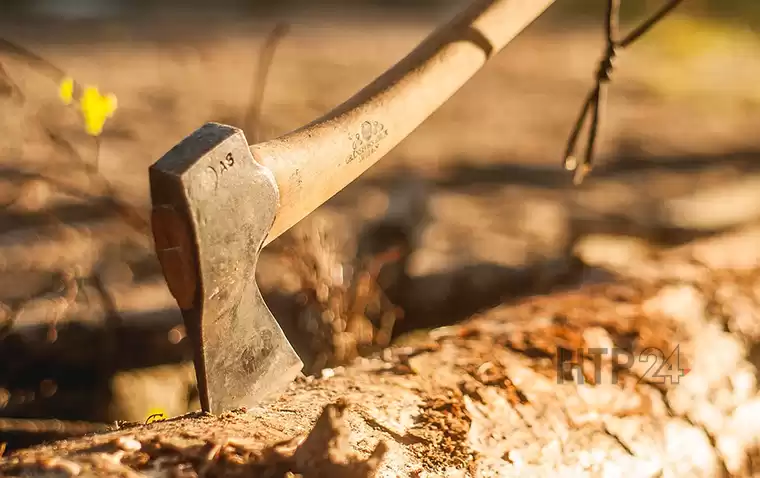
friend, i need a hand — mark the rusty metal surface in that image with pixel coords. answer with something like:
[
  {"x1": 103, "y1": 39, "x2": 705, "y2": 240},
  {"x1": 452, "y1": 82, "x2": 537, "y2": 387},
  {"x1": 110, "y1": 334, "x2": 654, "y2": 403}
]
[{"x1": 149, "y1": 123, "x2": 302, "y2": 414}]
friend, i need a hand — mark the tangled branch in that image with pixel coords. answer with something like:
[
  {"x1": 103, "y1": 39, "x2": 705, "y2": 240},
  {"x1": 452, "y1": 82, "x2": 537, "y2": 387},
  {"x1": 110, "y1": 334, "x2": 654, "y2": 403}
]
[
  {"x1": 243, "y1": 22, "x2": 290, "y2": 143},
  {"x1": 563, "y1": 0, "x2": 685, "y2": 185}
]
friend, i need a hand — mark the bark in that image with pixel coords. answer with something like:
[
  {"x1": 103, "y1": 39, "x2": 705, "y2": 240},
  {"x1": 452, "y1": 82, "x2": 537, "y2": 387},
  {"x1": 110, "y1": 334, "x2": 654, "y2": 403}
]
[{"x1": 3, "y1": 227, "x2": 760, "y2": 477}]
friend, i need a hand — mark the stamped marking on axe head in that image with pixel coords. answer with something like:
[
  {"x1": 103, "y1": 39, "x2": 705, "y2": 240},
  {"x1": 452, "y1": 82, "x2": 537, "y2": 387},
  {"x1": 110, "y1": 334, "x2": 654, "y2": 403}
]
[{"x1": 149, "y1": 0, "x2": 556, "y2": 414}]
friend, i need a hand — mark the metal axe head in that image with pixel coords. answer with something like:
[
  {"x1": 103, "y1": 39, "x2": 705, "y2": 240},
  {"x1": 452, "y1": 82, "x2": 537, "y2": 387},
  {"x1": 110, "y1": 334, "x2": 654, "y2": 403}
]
[
  {"x1": 150, "y1": 124, "x2": 301, "y2": 414},
  {"x1": 148, "y1": 0, "x2": 555, "y2": 415}
]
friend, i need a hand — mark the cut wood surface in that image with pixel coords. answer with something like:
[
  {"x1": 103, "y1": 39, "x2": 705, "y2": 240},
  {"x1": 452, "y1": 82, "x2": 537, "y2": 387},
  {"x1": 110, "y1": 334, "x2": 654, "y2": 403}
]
[{"x1": 3, "y1": 227, "x2": 760, "y2": 477}]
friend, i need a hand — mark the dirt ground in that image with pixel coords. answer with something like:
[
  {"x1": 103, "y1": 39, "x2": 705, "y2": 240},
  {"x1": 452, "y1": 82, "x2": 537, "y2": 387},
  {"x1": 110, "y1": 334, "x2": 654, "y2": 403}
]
[{"x1": 1, "y1": 6, "x2": 760, "y2": 453}]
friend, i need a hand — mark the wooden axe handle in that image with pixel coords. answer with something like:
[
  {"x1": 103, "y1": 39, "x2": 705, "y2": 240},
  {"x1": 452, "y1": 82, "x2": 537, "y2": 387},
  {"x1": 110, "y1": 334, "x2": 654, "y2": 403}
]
[{"x1": 253, "y1": 0, "x2": 556, "y2": 245}]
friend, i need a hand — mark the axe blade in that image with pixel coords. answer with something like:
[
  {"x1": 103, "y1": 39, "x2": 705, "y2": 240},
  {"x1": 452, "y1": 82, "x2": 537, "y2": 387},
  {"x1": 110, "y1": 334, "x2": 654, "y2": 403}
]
[{"x1": 150, "y1": 124, "x2": 302, "y2": 414}]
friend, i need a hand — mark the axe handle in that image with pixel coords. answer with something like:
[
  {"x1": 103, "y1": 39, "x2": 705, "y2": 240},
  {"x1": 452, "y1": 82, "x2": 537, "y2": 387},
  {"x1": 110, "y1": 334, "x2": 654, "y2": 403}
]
[{"x1": 253, "y1": 0, "x2": 556, "y2": 245}]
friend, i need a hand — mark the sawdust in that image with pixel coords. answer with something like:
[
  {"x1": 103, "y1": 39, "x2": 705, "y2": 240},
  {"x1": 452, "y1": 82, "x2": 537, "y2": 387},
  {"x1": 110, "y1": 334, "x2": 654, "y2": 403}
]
[
  {"x1": 0, "y1": 404, "x2": 388, "y2": 478},
  {"x1": 408, "y1": 390, "x2": 473, "y2": 475},
  {"x1": 272, "y1": 217, "x2": 401, "y2": 375}
]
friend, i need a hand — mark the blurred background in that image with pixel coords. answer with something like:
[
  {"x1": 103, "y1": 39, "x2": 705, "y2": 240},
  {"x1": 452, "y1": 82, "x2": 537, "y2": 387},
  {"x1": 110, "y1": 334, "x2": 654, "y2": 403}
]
[{"x1": 0, "y1": 0, "x2": 759, "y2": 452}]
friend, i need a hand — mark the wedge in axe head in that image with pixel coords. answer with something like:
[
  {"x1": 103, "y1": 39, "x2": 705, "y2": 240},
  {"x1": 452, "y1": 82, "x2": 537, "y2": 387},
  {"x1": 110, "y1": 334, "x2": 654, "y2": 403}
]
[{"x1": 149, "y1": 0, "x2": 557, "y2": 415}]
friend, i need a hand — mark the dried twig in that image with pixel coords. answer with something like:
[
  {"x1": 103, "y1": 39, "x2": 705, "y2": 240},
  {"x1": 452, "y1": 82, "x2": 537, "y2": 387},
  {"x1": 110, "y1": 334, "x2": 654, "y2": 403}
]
[
  {"x1": 92, "y1": 270, "x2": 124, "y2": 380},
  {"x1": 0, "y1": 61, "x2": 24, "y2": 102},
  {"x1": 41, "y1": 125, "x2": 149, "y2": 234},
  {"x1": 0, "y1": 38, "x2": 67, "y2": 83},
  {"x1": 0, "y1": 417, "x2": 111, "y2": 436},
  {"x1": 0, "y1": 37, "x2": 89, "y2": 105},
  {"x1": 0, "y1": 301, "x2": 12, "y2": 338},
  {"x1": 243, "y1": 22, "x2": 290, "y2": 143},
  {"x1": 563, "y1": 0, "x2": 685, "y2": 185},
  {"x1": 278, "y1": 219, "x2": 400, "y2": 373},
  {"x1": 0, "y1": 270, "x2": 79, "y2": 340},
  {"x1": 619, "y1": 0, "x2": 687, "y2": 48}
]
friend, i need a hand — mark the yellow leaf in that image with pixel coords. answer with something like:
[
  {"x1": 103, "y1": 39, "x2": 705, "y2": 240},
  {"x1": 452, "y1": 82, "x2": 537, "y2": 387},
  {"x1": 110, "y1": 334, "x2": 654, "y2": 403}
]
[
  {"x1": 59, "y1": 77, "x2": 74, "y2": 105},
  {"x1": 79, "y1": 85, "x2": 118, "y2": 136},
  {"x1": 146, "y1": 407, "x2": 167, "y2": 423}
]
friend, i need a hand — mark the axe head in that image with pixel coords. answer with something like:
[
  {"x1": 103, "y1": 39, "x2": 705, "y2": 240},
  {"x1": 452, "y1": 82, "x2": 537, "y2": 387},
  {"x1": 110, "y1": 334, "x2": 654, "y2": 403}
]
[{"x1": 149, "y1": 123, "x2": 302, "y2": 414}]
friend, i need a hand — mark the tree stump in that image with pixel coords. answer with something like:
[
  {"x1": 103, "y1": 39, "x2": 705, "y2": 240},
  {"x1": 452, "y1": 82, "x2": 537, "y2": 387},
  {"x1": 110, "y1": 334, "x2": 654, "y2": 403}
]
[{"x1": 3, "y1": 227, "x2": 760, "y2": 477}]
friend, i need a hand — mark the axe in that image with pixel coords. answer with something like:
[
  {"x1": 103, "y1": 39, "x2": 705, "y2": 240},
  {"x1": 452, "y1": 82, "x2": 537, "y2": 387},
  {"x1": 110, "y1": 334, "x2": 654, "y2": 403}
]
[{"x1": 149, "y1": 0, "x2": 556, "y2": 414}]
